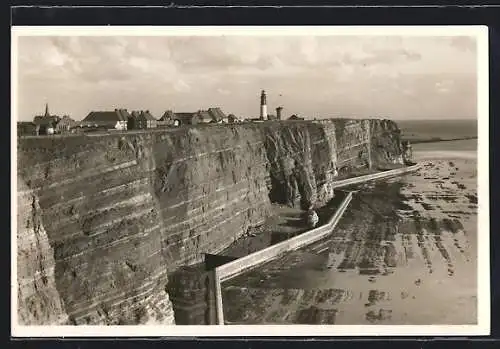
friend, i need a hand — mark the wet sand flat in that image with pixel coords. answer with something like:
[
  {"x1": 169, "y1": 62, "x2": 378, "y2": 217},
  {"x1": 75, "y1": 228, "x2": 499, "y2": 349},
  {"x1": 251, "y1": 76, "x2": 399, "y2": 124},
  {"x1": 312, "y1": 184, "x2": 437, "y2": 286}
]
[{"x1": 222, "y1": 142, "x2": 477, "y2": 325}]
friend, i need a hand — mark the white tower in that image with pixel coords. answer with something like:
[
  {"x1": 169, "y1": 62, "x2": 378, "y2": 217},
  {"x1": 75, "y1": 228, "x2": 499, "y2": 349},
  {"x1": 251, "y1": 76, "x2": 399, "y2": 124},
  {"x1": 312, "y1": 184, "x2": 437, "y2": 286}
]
[{"x1": 260, "y1": 90, "x2": 268, "y2": 120}]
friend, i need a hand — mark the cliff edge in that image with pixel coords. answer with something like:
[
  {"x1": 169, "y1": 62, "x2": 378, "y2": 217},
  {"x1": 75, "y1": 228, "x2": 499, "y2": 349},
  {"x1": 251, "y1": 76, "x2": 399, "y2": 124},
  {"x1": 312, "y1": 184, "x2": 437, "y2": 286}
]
[{"x1": 16, "y1": 118, "x2": 403, "y2": 325}]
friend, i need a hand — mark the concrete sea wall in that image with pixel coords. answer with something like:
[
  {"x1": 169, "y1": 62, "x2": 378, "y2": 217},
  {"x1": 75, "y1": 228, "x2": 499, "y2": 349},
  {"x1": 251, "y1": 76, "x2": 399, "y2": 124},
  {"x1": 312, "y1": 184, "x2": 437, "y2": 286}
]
[
  {"x1": 331, "y1": 163, "x2": 422, "y2": 189},
  {"x1": 214, "y1": 191, "x2": 354, "y2": 325},
  {"x1": 16, "y1": 119, "x2": 403, "y2": 325}
]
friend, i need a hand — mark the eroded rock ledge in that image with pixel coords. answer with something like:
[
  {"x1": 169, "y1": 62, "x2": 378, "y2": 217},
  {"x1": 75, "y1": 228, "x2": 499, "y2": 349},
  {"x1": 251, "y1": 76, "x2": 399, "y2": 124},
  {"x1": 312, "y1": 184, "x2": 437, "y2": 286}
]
[{"x1": 17, "y1": 119, "x2": 403, "y2": 325}]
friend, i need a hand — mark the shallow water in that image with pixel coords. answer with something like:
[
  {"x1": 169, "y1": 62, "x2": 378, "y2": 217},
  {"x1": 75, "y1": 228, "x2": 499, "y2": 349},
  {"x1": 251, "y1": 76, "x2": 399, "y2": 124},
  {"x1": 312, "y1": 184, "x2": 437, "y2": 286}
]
[
  {"x1": 412, "y1": 138, "x2": 477, "y2": 156},
  {"x1": 222, "y1": 144, "x2": 478, "y2": 325}
]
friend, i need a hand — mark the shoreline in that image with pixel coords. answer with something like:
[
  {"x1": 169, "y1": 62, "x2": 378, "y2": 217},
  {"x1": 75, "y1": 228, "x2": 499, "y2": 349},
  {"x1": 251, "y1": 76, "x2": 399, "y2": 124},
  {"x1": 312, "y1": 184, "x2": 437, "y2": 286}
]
[
  {"x1": 405, "y1": 136, "x2": 477, "y2": 145},
  {"x1": 219, "y1": 164, "x2": 421, "y2": 259},
  {"x1": 221, "y1": 155, "x2": 478, "y2": 325}
]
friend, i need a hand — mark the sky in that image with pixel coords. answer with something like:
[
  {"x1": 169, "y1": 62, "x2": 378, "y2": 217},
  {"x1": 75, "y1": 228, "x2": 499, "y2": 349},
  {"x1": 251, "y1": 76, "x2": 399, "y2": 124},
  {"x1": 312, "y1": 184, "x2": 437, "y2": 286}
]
[{"x1": 16, "y1": 35, "x2": 477, "y2": 121}]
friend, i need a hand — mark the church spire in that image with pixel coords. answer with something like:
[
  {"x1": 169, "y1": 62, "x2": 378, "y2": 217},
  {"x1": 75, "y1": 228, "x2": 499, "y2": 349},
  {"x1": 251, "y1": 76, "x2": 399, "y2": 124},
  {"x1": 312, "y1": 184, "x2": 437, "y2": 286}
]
[{"x1": 44, "y1": 103, "x2": 50, "y2": 117}]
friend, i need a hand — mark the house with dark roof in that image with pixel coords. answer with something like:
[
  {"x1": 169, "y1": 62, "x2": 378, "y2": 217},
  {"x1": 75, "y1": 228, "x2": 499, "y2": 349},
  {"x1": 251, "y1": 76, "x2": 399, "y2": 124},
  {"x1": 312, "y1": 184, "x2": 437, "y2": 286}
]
[
  {"x1": 157, "y1": 110, "x2": 175, "y2": 126},
  {"x1": 81, "y1": 109, "x2": 129, "y2": 130},
  {"x1": 34, "y1": 116, "x2": 60, "y2": 135},
  {"x1": 33, "y1": 103, "x2": 61, "y2": 135},
  {"x1": 55, "y1": 115, "x2": 78, "y2": 133},
  {"x1": 158, "y1": 107, "x2": 228, "y2": 126},
  {"x1": 128, "y1": 110, "x2": 157, "y2": 129},
  {"x1": 175, "y1": 112, "x2": 202, "y2": 126},
  {"x1": 207, "y1": 107, "x2": 226, "y2": 123},
  {"x1": 288, "y1": 114, "x2": 305, "y2": 121},
  {"x1": 17, "y1": 122, "x2": 37, "y2": 136},
  {"x1": 227, "y1": 114, "x2": 239, "y2": 123},
  {"x1": 159, "y1": 111, "x2": 202, "y2": 126},
  {"x1": 197, "y1": 110, "x2": 213, "y2": 123}
]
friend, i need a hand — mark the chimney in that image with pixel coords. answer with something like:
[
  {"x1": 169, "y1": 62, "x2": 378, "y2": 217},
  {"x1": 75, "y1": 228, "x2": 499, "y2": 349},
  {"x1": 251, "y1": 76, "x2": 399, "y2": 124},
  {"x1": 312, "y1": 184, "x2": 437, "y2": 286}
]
[{"x1": 276, "y1": 106, "x2": 283, "y2": 120}]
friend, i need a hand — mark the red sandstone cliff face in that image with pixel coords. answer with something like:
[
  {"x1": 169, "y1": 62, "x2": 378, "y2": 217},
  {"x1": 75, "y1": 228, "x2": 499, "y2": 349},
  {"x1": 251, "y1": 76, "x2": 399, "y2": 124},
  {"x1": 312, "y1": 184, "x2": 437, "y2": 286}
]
[{"x1": 16, "y1": 119, "x2": 402, "y2": 325}]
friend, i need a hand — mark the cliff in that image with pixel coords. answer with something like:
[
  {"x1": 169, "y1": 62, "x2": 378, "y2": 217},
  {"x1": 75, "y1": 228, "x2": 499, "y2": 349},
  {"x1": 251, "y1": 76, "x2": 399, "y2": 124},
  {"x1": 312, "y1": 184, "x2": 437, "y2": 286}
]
[
  {"x1": 16, "y1": 118, "x2": 403, "y2": 325},
  {"x1": 17, "y1": 179, "x2": 68, "y2": 325}
]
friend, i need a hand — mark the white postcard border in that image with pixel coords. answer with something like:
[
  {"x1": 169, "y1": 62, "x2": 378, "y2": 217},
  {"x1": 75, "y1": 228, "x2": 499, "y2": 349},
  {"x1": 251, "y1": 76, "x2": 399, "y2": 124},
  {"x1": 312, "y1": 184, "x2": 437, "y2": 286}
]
[{"x1": 11, "y1": 25, "x2": 490, "y2": 337}]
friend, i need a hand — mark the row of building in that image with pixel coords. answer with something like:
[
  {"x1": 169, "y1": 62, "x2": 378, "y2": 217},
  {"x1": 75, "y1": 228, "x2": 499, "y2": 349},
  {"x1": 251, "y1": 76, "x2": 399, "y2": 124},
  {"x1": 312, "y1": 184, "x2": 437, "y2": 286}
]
[
  {"x1": 83, "y1": 107, "x2": 240, "y2": 130},
  {"x1": 17, "y1": 105, "x2": 244, "y2": 136},
  {"x1": 17, "y1": 104, "x2": 79, "y2": 136},
  {"x1": 18, "y1": 90, "x2": 306, "y2": 136}
]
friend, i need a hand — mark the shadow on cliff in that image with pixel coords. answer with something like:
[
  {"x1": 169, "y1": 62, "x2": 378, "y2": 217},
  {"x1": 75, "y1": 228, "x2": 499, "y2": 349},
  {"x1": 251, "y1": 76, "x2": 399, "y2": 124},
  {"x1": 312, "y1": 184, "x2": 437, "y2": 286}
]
[{"x1": 263, "y1": 123, "x2": 327, "y2": 211}]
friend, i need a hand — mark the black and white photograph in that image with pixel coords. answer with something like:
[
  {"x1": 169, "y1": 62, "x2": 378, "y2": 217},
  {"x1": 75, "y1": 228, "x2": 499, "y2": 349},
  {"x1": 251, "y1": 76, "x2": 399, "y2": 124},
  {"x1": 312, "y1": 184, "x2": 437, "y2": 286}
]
[{"x1": 11, "y1": 26, "x2": 489, "y2": 337}]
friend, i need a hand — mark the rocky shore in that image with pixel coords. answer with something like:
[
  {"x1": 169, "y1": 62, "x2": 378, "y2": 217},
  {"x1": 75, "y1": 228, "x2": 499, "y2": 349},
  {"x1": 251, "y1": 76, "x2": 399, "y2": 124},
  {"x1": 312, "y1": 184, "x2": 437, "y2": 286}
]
[{"x1": 222, "y1": 146, "x2": 477, "y2": 325}]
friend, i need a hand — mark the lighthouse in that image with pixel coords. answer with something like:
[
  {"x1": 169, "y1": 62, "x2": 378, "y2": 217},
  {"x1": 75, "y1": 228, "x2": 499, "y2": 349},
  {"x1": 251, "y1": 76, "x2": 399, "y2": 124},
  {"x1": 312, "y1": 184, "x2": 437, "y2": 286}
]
[{"x1": 260, "y1": 90, "x2": 268, "y2": 120}]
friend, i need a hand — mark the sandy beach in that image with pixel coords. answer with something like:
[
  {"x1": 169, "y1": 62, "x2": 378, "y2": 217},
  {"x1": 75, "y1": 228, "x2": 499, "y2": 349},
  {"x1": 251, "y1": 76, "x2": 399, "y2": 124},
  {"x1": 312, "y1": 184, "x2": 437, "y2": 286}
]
[{"x1": 221, "y1": 139, "x2": 478, "y2": 325}]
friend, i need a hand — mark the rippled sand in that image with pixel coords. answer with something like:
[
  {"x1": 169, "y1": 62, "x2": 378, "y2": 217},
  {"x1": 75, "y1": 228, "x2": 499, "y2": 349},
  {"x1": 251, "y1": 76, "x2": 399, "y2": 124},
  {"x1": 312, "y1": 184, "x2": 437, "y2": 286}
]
[{"x1": 222, "y1": 142, "x2": 478, "y2": 325}]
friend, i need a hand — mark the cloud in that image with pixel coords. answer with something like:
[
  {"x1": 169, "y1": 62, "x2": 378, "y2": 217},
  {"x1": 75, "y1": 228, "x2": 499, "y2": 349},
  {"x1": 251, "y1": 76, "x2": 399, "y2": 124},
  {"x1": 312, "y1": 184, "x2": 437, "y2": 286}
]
[
  {"x1": 16, "y1": 35, "x2": 478, "y2": 121},
  {"x1": 343, "y1": 48, "x2": 422, "y2": 67}
]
